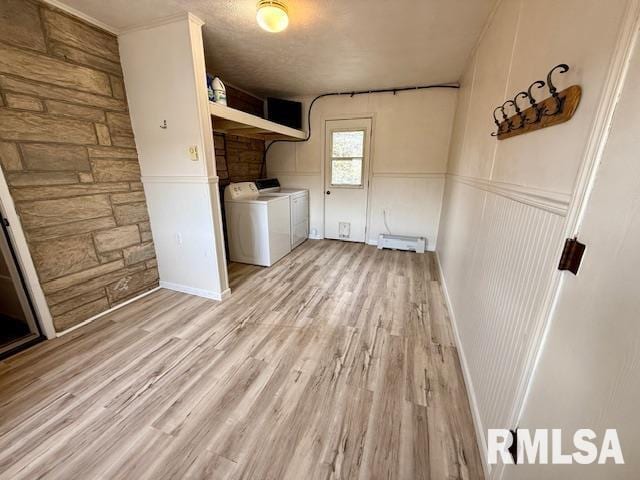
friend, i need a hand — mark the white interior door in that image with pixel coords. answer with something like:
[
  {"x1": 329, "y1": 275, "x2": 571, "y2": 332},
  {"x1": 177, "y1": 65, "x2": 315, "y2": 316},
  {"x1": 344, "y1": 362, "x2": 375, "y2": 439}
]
[
  {"x1": 324, "y1": 118, "x2": 372, "y2": 242},
  {"x1": 511, "y1": 37, "x2": 640, "y2": 478}
]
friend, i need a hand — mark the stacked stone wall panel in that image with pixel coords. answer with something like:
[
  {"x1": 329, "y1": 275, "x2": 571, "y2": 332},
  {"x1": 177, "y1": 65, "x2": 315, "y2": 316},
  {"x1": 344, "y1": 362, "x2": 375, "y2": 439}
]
[{"x1": 0, "y1": 0, "x2": 158, "y2": 331}]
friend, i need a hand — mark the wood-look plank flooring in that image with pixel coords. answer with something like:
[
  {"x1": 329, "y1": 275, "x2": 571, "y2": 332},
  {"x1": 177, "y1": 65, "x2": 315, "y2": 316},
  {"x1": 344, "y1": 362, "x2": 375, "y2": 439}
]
[{"x1": 0, "y1": 240, "x2": 483, "y2": 479}]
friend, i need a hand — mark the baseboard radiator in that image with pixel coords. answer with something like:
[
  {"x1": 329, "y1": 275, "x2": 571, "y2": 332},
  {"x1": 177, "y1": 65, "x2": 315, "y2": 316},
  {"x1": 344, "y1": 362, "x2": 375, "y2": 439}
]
[{"x1": 377, "y1": 234, "x2": 426, "y2": 253}]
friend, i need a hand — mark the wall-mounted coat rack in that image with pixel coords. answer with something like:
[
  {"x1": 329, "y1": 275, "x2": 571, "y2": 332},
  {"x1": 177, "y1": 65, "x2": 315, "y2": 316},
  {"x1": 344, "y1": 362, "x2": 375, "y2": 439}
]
[{"x1": 491, "y1": 64, "x2": 581, "y2": 140}]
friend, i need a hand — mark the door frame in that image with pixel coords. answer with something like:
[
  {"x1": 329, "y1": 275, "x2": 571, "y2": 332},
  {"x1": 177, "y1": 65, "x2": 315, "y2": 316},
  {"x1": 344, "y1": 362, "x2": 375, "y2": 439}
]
[
  {"x1": 0, "y1": 170, "x2": 56, "y2": 340},
  {"x1": 0, "y1": 214, "x2": 43, "y2": 357},
  {"x1": 321, "y1": 114, "x2": 376, "y2": 242}
]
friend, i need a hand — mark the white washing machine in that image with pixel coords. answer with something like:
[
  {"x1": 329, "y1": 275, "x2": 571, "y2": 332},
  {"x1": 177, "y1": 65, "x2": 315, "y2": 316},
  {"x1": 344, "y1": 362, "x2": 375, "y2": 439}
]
[
  {"x1": 224, "y1": 182, "x2": 291, "y2": 267},
  {"x1": 255, "y1": 178, "x2": 309, "y2": 249}
]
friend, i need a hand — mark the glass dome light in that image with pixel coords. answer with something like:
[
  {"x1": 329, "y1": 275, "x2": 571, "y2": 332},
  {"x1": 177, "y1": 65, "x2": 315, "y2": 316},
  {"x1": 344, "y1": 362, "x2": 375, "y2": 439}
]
[{"x1": 256, "y1": 0, "x2": 289, "y2": 33}]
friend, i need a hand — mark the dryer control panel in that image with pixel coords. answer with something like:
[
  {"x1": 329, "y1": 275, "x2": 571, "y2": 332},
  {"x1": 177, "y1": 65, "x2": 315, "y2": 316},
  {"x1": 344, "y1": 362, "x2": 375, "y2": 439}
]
[{"x1": 255, "y1": 178, "x2": 280, "y2": 191}]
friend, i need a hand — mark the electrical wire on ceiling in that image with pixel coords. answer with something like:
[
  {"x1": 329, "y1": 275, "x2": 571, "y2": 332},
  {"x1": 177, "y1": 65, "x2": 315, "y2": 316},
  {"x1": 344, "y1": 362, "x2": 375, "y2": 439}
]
[{"x1": 261, "y1": 82, "x2": 461, "y2": 170}]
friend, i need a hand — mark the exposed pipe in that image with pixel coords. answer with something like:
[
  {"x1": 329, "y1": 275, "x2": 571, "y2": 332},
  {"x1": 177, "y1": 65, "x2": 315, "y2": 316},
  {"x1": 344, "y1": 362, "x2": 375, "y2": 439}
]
[{"x1": 260, "y1": 82, "x2": 461, "y2": 175}]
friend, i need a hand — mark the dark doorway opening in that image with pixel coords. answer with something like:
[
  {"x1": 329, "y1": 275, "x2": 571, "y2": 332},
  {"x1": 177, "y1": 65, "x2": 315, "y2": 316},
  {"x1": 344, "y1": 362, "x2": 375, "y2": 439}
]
[{"x1": 0, "y1": 214, "x2": 43, "y2": 359}]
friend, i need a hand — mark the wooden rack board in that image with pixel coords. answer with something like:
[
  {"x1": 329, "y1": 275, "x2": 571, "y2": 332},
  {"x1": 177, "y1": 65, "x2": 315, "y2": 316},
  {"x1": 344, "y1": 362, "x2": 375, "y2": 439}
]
[
  {"x1": 497, "y1": 85, "x2": 582, "y2": 140},
  {"x1": 209, "y1": 101, "x2": 306, "y2": 141}
]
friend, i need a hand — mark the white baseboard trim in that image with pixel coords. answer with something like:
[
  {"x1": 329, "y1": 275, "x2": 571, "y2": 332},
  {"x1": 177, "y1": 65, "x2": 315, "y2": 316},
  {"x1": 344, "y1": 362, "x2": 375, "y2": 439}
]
[
  {"x1": 56, "y1": 286, "x2": 161, "y2": 337},
  {"x1": 308, "y1": 234, "x2": 323, "y2": 240},
  {"x1": 435, "y1": 252, "x2": 490, "y2": 479},
  {"x1": 160, "y1": 281, "x2": 230, "y2": 301}
]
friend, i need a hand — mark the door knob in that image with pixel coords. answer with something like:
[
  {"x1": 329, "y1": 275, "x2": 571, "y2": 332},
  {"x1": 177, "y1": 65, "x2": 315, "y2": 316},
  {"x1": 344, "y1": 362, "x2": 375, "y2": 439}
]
[{"x1": 326, "y1": 190, "x2": 331, "y2": 195}]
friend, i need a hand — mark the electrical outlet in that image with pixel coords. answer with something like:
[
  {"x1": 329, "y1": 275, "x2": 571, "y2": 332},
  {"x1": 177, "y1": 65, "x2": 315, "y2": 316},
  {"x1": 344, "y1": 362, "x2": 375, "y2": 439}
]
[{"x1": 188, "y1": 145, "x2": 199, "y2": 161}]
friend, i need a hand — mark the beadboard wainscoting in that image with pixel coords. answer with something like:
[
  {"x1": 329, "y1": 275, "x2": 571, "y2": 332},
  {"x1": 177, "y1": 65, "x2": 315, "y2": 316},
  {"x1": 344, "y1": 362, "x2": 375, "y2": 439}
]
[
  {"x1": 437, "y1": 1, "x2": 631, "y2": 477},
  {"x1": 437, "y1": 175, "x2": 568, "y2": 470}
]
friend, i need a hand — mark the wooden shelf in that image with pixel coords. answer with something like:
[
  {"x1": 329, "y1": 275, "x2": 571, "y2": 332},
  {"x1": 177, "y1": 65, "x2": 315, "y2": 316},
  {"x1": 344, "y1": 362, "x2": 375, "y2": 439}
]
[{"x1": 209, "y1": 102, "x2": 306, "y2": 141}]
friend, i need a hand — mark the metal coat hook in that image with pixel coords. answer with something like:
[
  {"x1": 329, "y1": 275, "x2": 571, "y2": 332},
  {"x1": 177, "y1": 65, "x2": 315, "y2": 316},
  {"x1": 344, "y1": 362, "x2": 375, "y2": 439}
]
[
  {"x1": 501, "y1": 100, "x2": 516, "y2": 131},
  {"x1": 160, "y1": 120, "x2": 167, "y2": 129},
  {"x1": 526, "y1": 80, "x2": 546, "y2": 124},
  {"x1": 544, "y1": 64, "x2": 569, "y2": 116},
  {"x1": 490, "y1": 64, "x2": 579, "y2": 139},
  {"x1": 491, "y1": 106, "x2": 504, "y2": 137},
  {"x1": 513, "y1": 92, "x2": 529, "y2": 130}
]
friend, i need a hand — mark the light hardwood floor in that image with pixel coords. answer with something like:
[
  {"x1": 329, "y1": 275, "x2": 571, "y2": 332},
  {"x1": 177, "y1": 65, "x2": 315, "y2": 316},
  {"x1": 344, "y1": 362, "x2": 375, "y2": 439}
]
[{"x1": 0, "y1": 240, "x2": 483, "y2": 479}]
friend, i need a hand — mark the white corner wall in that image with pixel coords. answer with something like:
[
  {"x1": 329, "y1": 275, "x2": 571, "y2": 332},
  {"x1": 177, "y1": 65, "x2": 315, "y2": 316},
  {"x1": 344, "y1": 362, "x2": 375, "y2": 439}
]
[
  {"x1": 436, "y1": 0, "x2": 631, "y2": 477},
  {"x1": 267, "y1": 89, "x2": 457, "y2": 250},
  {"x1": 119, "y1": 16, "x2": 207, "y2": 178},
  {"x1": 119, "y1": 14, "x2": 229, "y2": 300}
]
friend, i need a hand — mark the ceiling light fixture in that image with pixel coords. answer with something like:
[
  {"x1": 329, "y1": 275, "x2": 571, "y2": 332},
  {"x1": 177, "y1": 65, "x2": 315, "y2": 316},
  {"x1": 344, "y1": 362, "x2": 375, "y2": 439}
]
[{"x1": 256, "y1": 0, "x2": 289, "y2": 33}]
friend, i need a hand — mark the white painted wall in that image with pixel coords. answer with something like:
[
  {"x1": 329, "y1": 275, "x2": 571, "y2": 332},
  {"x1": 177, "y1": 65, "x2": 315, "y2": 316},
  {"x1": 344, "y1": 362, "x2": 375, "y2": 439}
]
[
  {"x1": 119, "y1": 15, "x2": 208, "y2": 178},
  {"x1": 119, "y1": 13, "x2": 229, "y2": 299},
  {"x1": 267, "y1": 89, "x2": 457, "y2": 250},
  {"x1": 436, "y1": 0, "x2": 631, "y2": 476},
  {"x1": 507, "y1": 14, "x2": 640, "y2": 478},
  {"x1": 142, "y1": 178, "x2": 226, "y2": 299}
]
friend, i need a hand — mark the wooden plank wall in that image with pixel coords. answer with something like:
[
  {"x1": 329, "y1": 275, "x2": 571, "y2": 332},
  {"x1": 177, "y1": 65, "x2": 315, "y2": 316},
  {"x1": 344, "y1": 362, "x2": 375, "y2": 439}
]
[
  {"x1": 0, "y1": 0, "x2": 158, "y2": 332},
  {"x1": 225, "y1": 84, "x2": 264, "y2": 118}
]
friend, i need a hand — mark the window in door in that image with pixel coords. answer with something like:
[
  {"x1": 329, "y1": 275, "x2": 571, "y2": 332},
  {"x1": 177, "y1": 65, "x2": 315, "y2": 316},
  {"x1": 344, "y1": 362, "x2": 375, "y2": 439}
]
[{"x1": 330, "y1": 130, "x2": 365, "y2": 187}]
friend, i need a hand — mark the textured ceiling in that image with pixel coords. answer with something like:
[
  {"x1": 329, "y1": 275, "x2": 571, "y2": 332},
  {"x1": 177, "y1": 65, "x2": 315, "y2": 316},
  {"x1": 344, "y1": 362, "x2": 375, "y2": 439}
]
[{"x1": 53, "y1": 0, "x2": 497, "y2": 98}]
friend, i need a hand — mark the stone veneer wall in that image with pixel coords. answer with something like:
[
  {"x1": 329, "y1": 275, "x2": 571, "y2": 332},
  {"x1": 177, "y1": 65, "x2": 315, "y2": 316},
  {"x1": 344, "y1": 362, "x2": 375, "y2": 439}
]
[{"x1": 0, "y1": 0, "x2": 158, "y2": 331}]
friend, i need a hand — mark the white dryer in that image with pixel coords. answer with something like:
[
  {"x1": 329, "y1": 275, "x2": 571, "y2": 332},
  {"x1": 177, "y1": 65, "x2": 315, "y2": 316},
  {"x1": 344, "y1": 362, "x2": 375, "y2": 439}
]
[
  {"x1": 224, "y1": 182, "x2": 291, "y2": 267},
  {"x1": 255, "y1": 178, "x2": 309, "y2": 249}
]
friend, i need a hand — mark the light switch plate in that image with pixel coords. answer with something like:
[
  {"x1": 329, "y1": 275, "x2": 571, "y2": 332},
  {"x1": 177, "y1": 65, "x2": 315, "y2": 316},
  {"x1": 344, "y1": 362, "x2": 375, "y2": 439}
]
[{"x1": 188, "y1": 145, "x2": 199, "y2": 161}]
